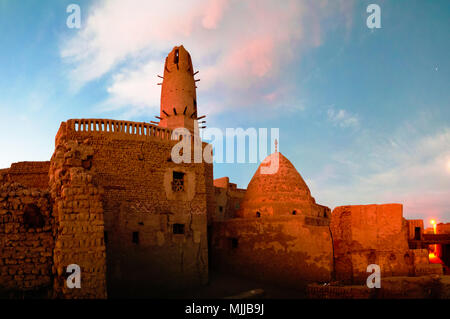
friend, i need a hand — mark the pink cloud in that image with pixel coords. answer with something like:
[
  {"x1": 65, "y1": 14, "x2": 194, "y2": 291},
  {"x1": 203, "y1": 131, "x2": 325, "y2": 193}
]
[
  {"x1": 202, "y1": 0, "x2": 229, "y2": 29},
  {"x1": 60, "y1": 0, "x2": 355, "y2": 116},
  {"x1": 224, "y1": 38, "x2": 275, "y2": 78}
]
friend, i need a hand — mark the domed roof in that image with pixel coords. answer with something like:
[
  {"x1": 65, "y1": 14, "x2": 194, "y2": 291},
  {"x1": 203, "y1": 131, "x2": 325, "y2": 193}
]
[{"x1": 237, "y1": 152, "x2": 321, "y2": 218}]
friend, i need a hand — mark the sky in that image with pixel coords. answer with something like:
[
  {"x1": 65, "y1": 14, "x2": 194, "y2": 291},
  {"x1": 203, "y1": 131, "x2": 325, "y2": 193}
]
[{"x1": 0, "y1": 0, "x2": 449, "y2": 221}]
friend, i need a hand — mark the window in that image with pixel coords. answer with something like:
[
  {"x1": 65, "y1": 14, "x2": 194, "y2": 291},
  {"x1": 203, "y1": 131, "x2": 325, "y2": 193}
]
[
  {"x1": 104, "y1": 231, "x2": 108, "y2": 245},
  {"x1": 173, "y1": 224, "x2": 185, "y2": 235},
  {"x1": 174, "y1": 49, "x2": 179, "y2": 64},
  {"x1": 292, "y1": 210, "x2": 297, "y2": 215},
  {"x1": 172, "y1": 171, "x2": 185, "y2": 192},
  {"x1": 23, "y1": 204, "x2": 44, "y2": 229},
  {"x1": 235, "y1": 203, "x2": 240, "y2": 209},
  {"x1": 132, "y1": 232, "x2": 139, "y2": 244},
  {"x1": 256, "y1": 211, "x2": 261, "y2": 218},
  {"x1": 229, "y1": 238, "x2": 238, "y2": 249},
  {"x1": 219, "y1": 206, "x2": 223, "y2": 213}
]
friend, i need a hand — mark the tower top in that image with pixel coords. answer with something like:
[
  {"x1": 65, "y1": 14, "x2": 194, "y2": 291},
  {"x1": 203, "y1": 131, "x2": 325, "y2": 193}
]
[{"x1": 157, "y1": 45, "x2": 202, "y2": 134}]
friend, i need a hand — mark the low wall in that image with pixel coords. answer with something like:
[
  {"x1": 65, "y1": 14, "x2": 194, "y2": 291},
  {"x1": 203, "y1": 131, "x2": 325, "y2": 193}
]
[
  {"x1": 0, "y1": 182, "x2": 54, "y2": 295},
  {"x1": 331, "y1": 204, "x2": 413, "y2": 284}
]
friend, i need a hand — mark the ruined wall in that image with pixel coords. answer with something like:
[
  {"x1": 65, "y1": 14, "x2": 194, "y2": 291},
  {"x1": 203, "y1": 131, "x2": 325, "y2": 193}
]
[
  {"x1": 0, "y1": 162, "x2": 50, "y2": 190},
  {"x1": 437, "y1": 223, "x2": 450, "y2": 234},
  {"x1": 55, "y1": 119, "x2": 210, "y2": 297},
  {"x1": 211, "y1": 216, "x2": 333, "y2": 289},
  {"x1": 407, "y1": 219, "x2": 424, "y2": 241},
  {"x1": 331, "y1": 204, "x2": 415, "y2": 284},
  {"x1": 49, "y1": 139, "x2": 107, "y2": 299},
  {"x1": 213, "y1": 177, "x2": 246, "y2": 222},
  {"x1": 0, "y1": 182, "x2": 54, "y2": 296}
]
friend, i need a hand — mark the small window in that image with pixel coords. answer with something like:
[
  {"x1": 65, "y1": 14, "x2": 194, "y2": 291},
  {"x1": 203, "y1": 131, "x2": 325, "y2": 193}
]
[
  {"x1": 219, "y1": 206, "x2": 223, "y2": 213},
  {"x1": 104, "y1": 231, "x2": 108, "y2": 245},
  {"x1": 256, "y1": 211, "x2": 261, "y2": 218},
  {"x1": 23, "y1": 204, "x2": 44, "y2": 229},
  {"x1": 292, "y1": 210, "x2": 297, "y2": 215},
  {"x1": 172, "y1": 171, "x2": 185, "y2": 192},
  {"x1": 235, "y1": 203, "x2": 240, "y2": 209},
  {"x1": 174, "y1": 49, "x2": 179, "y2": 64},
  {"x1": 132, "y1": 231, "x2": 139, "y2": 244},
  {"x1": 229, "y1": 238, "x2": 238, "y2": 249},
  {"x1": 173, "y1": 224, "x2": 185, "y2": 235}
]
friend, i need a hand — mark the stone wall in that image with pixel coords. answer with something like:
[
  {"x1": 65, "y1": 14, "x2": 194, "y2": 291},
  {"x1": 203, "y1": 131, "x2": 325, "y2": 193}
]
[
  {"x1": 0, "y1": 182, "x2": 54, "y2": 296},
  {"x1": 211, "y1": 216, "x2": 333, "y2": 289},
  {"x1": 330, "y1": 204, "x2": 418, "y2": 284},
  {"x1": 49, "y1": 139, "x2": 107, "y2": 299},
  {"x1": 55, "y1": 119, "x2": 211, "y2": 297}
]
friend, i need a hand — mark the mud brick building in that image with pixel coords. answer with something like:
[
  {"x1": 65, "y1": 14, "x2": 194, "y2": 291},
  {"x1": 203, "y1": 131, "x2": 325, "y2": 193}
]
[
  {"x1": 210, "y1": 152, "x2": 334, "y2": 289},
  {"x1": 0, "y1": 45, "x2": 447, "y2": 299}
]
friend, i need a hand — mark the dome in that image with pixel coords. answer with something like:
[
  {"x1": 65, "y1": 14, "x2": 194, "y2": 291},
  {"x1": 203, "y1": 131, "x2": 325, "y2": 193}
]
[{"x1": 237, "y1": 152, "x2": 327, "y2": 218}]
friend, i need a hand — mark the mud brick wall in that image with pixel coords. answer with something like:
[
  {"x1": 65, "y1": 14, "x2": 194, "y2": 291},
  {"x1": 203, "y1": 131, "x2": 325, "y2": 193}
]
[
  {"x1": 437, "y1": 223, "x2": 450, "y2": 234},
  {"x1": 308, "y1": 276, "x2": 447, "y2": 299},
  {"x1": 211, "y1": 216, "x2": 333, "y2": 289},
  {"x1": 407, "y1": 219, "x2": 424, "y2": 240},
  {"x1": 55, "y1": 119, "x2": 211, "y2": 297},
  {"x1": 331, "y1": 204, "x2": 414, "y2": 284},
  {"x1": 49, "y1": 140, "x2": 107, "y2": 299},
  {"x1": 213, "y1": 177, "x2": 246, "y2": 222},
  {"x1": 1, "y1": 162, "x2": 50, "y2": 190},
  {"x1": 0, "y1": 182, "x2": 53, "y2": 294}
]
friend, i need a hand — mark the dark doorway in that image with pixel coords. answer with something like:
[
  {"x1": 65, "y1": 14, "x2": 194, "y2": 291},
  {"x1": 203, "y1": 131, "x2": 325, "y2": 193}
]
[{"x1": 414, "y1": 227, "x2": 421, "y2": 240}]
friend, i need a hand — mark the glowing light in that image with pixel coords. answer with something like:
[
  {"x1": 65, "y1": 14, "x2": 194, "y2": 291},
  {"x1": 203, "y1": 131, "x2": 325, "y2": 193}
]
[
  {"x1": 429, "y1": 252, "x2": 443, "y2": 264},
  {"x1": 428, "y1": 219, "x2": 442, "y2": 264},
  {"x1": 430, "y1": 219, "x2": 437, "y2": 234}
]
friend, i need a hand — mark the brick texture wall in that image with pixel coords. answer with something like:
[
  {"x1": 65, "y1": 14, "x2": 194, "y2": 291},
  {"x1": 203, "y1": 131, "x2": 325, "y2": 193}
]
[
  {"x1": 0, "y1": 182, "x2": 54, "y2": 296},
  {"x1": 55, "y1": 119, "x2": 211, "y2": 297}
]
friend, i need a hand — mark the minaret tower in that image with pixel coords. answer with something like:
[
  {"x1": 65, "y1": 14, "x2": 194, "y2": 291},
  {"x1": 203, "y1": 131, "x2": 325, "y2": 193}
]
[{"x1": 155, "y1": 45, "x2": 204, "y2": 134}]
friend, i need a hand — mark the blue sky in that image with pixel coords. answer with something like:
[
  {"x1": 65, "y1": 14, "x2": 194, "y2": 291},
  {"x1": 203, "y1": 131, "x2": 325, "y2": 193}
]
[{"x1": 0, "y1": 0, "x2": 449, "y2": 221}]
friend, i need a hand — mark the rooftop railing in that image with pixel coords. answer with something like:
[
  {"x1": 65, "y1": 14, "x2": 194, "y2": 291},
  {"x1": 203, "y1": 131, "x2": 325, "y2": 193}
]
[{"x1": 66, "y1": 119, "x2": 174, "y2": 140}]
